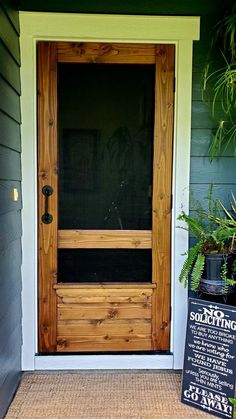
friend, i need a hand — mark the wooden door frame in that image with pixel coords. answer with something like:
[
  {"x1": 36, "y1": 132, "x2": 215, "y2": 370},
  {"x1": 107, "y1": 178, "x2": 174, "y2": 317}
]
[
  {"x1": 20, "y1": 12, "x2": 200, "y2": 369},
  {"x1": 38, "y1": 42, "x2": 174, "y2": 353}
]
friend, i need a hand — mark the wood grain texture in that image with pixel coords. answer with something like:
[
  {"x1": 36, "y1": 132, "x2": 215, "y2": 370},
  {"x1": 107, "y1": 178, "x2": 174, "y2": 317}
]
[
  {"x1": 57, "y1": 337, "x2": 152, "y2": 352},
  {"x1": 56, "y1": 286, "x2": 152, "y2": 351},
  {"x1": 151, "y1": 45, "x2": 174, "y2": 350},
  {"x1": 38, "y1": 41, "x2": 174, "y2": 353},
  {"x1": 57, "y1": 42, "x2": 156, "y2": 64},
  {"x1": 57, "y1": 319, "x2": 151, "y2": 336},
  {"x1": 58, "y1": 304, "x2": 152, "y2": 320},
  {"x1": 38, "y1": 42, "x2": 58, "y2": 352},
  {"x1": 58, "y1": 229, "x2": 152, "y2": 249}
]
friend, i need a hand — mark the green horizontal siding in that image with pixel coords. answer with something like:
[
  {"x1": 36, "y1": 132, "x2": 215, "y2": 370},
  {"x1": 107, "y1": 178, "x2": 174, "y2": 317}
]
[{"x1": 0, "y1": 2, "x2": 22, "y2": 417}]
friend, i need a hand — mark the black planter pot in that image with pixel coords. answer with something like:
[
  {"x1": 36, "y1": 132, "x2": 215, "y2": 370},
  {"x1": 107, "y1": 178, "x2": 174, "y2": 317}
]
[{"x1": 199, "y1": 253, "x2": 235, "y2": 296}]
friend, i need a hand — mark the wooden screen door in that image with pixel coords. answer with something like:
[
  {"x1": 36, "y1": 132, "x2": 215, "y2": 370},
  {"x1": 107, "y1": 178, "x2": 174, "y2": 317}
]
[{"x1": 38, "y1": 42, "x2": 174, "y2": 353}]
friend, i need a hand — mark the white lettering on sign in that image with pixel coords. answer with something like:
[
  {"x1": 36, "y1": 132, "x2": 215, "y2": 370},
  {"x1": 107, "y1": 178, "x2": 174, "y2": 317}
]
[{"x1": 190, "y1": 308, "x2": 236, "y2": 331}]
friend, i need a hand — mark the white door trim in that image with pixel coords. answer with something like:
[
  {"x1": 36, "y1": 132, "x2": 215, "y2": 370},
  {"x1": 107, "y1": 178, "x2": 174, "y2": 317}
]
[{"x1": 20, "y1": 12, "x2": 200, "y2": 371}]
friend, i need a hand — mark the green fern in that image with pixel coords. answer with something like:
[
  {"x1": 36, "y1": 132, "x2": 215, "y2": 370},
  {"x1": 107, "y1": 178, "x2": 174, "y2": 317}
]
[
  {"x1": 190, "y1": 253, "x2": 205, "y2": 292},
  {"x1": 179, "y1": 242, "x2": 203, "y2": 288}
]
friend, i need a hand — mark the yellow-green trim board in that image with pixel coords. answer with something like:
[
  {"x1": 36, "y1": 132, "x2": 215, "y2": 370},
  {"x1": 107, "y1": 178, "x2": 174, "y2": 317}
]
[{"x1": 20, "y1": 12, "x2": 200, "y2": 370}]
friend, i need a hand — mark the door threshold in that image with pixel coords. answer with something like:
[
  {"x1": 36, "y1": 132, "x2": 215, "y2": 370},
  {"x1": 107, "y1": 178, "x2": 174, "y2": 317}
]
[{"x1": 34, "y1": 354, "x2": 174, "y2": 370}]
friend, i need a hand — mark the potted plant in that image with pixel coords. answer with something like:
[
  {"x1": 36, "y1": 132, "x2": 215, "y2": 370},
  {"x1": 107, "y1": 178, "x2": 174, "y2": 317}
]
[{"x1": 178, "y1": 193, "x2": 236, "y2": 295}]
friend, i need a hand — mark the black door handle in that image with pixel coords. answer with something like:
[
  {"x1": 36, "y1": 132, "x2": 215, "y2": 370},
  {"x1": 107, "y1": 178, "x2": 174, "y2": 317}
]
[{"x1": 42, "y1": 185, "x2": 53, "y2": 224}]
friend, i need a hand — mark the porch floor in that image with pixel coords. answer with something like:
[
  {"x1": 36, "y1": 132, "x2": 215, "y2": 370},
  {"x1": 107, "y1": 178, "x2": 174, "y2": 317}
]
[{"x1": 6, "y1": 371, "x2": 215, "y2": 418}]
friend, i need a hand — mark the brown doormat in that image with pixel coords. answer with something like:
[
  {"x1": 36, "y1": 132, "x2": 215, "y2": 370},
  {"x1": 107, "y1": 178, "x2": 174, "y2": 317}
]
[{"x1": 6, "y1": 371, "x2": 215, "y2": 418}]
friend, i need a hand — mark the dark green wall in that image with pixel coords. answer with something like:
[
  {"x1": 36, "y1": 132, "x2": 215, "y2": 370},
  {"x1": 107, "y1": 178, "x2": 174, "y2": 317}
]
[{"x1": 0, "y1": 1, "x2": 22, "y2": 417}]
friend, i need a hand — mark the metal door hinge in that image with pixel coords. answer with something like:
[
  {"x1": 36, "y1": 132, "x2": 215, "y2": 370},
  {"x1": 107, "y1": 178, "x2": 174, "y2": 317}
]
[{"x1": 173, "y1": 77, "x2": 176, "y2": 93}]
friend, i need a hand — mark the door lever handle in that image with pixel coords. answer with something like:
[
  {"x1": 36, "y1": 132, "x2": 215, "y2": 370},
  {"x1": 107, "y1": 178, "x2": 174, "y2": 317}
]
[{"x1": 42, "y1": 185, "x2": 53, "y2": 224}]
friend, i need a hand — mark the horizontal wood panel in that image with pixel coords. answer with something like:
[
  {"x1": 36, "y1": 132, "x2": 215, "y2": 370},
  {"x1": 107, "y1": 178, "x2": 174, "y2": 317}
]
[
  {"x1": 0, "y1": 111, "x2": 21, "y2": 151},
  {"x1": 0, "y1": 211, "x2": 22, "y2": 253},
  {"x1": 57, "y1": 295, "x2": 152, "y2": 304},
  {"x1": 0, "y1": 5, "x2": 20, "y2": 64},
  {"x1": 58, "y1": 229, "x2": 152, "y2": 249},
  {"x1": 55, "y1": 283, "x2": 155, "y2": 289},
  {"x1": 191, "y1": 157, "x2": 236, "y2": 184},
  {"x1": 57, "y1": 42, "x2": 156, "y2": 64},
  {"x1": 0, "y1": 268, "x2": 21, "y2": 321},
  {"x1": 0, "y1": 42, "x2": 21, "y2": 94},
  {"x1": 0, "y1": 327, "x2": 22, "y2": 386},
  {"x1": 56, "y1": 287, "x2": 153, "y2": 304},
  {"x1": 191, "y1": 129, "x2": 236, "y2": 157},
  {"x1": 58, "y1": 303, "x2": 152, "y2": 320},
  {"x1": 0, "y1": 181, "x2": 21, "y2": 215},
  {"x1": 0, "y1": 239, "x2": 21, "y2": 286},
  {"x1": 0, "y1": 298, "x2": 22, "y2": 353},
  {"x1": 58, "y1": 319, "x2": 151, "y2": 336},
  {"x1": 0, "y1": 77, "x2": 21, "y2": 123},
  {"x1": 0, "y1": 146, "x2": 21, "y2": 181},
  {"x1": 191, "y1": 101, "x2": 224, "y2": 129},
  {"x1": 57, "y1": 336, "x2": 152, "y2": 352},
  {"x1": 56, "y1": 284, "x2": 153, "y2": 351},
  {"x1": 190, "y1": 184, "x2": 236, "y2": 211},
  {"x1": 0, "y1": 0, "x2": 20, "y2": 34}
]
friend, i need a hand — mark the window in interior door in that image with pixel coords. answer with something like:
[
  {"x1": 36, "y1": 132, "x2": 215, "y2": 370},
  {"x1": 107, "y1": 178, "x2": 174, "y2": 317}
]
[{"x1": 58, "y1": 63, "x2": 155, "y2": 230}]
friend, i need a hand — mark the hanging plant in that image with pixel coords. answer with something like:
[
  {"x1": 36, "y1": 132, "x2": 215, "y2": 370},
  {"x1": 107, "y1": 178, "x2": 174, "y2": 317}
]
[{"x1": 202, "y1": 1, "x2": 236, "y2": 159}]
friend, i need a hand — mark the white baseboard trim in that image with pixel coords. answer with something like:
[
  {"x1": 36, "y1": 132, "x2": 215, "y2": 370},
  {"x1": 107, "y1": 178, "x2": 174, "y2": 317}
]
[{"x1": 34, "y1": 355, "x2": 174, "y2": 370}]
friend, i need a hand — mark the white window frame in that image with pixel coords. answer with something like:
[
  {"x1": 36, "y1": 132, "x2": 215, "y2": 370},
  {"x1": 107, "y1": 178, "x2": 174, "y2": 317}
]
[{"x1": 20, "y1": 12, "x2": 200, "y2": 371}]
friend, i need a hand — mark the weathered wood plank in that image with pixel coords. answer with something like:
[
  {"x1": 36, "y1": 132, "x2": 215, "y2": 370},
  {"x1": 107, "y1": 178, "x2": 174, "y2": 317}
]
[
  {"x1": 58, "y1": 229, "x2": 152, "y2": 249},
  {"x1": 0, "y1": 111, "x2": 21, "y2": 151},
  {"x1": 58, "y1": 303, "x2": 152, "y2": 320},
  {"x1": 0, "y1": 146, "x2": 21, "y2": 180},
  {"x1": 0, "y1": 77, "x2": 21, "y2": 123},
  {"x1": 58, "y1": 319, "x2": 151, "y2": 336},
  {"x1": 0, "y1": 41, "x2": 21, "y2": 94},
  {"x1": 38, "y1": 42, "x2": 58, "y2": 352},
  {"x1": 57, "y1": 336, "x2": 152, "y2": 352},
  {"x1": 0, "y1": 181, "x2": 21, "y2": 215},
  {"x1": 57, "y1": 42, "x2": 156, "y2": 64},
  {"x1": 0, "y1": 5, "x2": 20, "y2": 64},
  {"x1": 151, "y1": 45, "x2": 174, "y2": 349}
]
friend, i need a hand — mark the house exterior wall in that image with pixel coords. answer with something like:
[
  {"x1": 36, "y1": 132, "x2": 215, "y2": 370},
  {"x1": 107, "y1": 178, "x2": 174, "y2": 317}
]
[
  {"x1": 0, "y1": 1, "x2": 22, "y2": 417},
  {"x1": 19, "y1": 0, "x2": 236, "y2": 207}
]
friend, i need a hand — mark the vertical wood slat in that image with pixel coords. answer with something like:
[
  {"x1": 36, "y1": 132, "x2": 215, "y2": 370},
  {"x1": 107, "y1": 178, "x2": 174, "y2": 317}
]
[
  {"x1": 38, "y1": 43, "x2": 58, "y2": 352},
  {"x1": 152, "y1": 45, "x2": 175, "y2": 350}
]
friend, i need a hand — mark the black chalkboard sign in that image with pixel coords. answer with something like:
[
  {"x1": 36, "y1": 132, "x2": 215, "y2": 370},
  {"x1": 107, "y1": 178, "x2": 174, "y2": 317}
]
[{"x1": 181, "y1": 298, "x2": 236, "y2": 418}]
